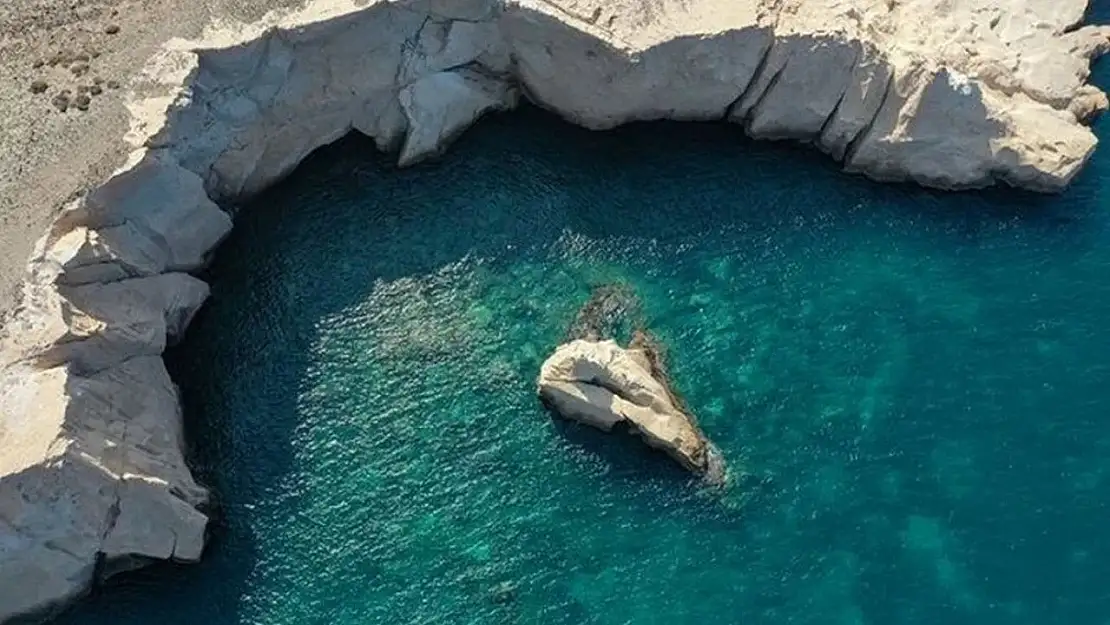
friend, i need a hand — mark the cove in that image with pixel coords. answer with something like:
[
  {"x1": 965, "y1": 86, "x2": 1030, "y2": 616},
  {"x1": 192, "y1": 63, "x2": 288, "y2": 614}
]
[{"x1": 54, "y1": 88, "x2": 1110, "y2": 625}]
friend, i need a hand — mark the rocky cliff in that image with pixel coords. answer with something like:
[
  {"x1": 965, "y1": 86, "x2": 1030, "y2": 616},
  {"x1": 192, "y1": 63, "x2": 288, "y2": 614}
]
[{"x1": 2, "y1": 0, "x2": 1109, "y2": 621}]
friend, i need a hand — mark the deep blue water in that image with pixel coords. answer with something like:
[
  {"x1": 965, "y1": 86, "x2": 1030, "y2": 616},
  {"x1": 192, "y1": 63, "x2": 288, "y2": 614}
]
[{"x1": 59, "y1": 25, "x2": 1110, "y2": 625}]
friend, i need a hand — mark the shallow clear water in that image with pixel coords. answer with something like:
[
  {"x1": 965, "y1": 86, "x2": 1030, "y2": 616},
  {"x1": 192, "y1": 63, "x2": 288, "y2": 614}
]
[{"x1": 61, "y1": 34, "x2": 1110, "y2": 625}]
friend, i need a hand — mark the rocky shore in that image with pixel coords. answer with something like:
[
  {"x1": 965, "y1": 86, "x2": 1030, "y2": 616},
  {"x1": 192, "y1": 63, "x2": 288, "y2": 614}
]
[
  {"x1": 2, "y1": 0, "x2": 1110, "y2": 621},
  {"x1": 0, "y1": 0, "x2": 306, "y2": 312}
]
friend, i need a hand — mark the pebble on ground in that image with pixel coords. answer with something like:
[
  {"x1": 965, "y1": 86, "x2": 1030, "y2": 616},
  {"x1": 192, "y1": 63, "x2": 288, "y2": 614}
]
[
  {"x1": 51, "y1": 93, "x2": 70, "y2": 112},
  {"x1": 29, "y1": 80, "x2": 48, "y2": 94}
]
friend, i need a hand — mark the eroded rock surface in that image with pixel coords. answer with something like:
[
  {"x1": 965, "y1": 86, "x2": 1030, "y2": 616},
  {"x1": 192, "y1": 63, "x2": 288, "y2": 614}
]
[
  {"x1": 540, "y1": 285, "x2": 725, "y2": 482},
  {"x1": 0, "y1": 275, "x2": 209, "y2": 622},
  {"x1": 126, "y1": 0, "x2": 1110, "y2": 202},
  {"x1": 538, "y1": 336, "x2": 726, "y2": 483},
  {"x1": 3, "y1": 0, "x2": 1110, "y2": 620}
]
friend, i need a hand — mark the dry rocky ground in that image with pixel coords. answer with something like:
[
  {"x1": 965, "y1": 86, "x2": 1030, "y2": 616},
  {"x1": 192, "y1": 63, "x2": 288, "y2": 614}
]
[{"x1": 0, "y1": 0, "x2": 306, "y2": 311}]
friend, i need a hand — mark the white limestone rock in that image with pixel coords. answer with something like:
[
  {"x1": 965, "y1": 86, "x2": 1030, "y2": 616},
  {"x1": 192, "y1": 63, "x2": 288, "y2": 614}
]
[
  {"x1": 818, "y1": 44, "x2": 893, "y2": 161},
  {"x1": 502, "y1": 0, "x2": 1110, "y2": 189},
  {"x1": 0, "y1": 264, "x2": 209, "y2": 621},
  {"x1": 42, "y1": 151, "x2": 232, "y2": 286},
  {"x1": 538, "y1": 338, "x2": 726, "y2": 482},
  {"x1": 398, "y1": 67, "x2": 520, "y2": 166},
  {"x1": 2, "y1": 273, "x2": 208, "y2": 375},
  {"x1": 110, "y1": 0, "x2": 1110, "y2": 201},
  {"x1": 123, "y1": 0, "x2": 1110, "y2": 196},
  {"x1": 502, "y1": 0, "x2": 774, "y2": 128},
  {"x1": 0, "y1": 357, "x2": 207, "y2": 622},
  {"x1": 149, "y1": 2, "x2": 513, "y2": 199}
]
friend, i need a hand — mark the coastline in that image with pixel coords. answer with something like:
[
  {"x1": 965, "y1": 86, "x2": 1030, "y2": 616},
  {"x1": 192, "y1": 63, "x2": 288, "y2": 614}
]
[
  {"x1": 2, "y1": 0, "x2": 1110, "y2": 621},
  {"x1": 0, "y1": 0, "x2": 1108, "y2": 315}
]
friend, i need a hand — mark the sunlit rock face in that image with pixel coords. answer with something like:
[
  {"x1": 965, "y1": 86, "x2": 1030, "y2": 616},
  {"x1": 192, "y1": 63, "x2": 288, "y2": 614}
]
[
  {"x1": 537, "y1": 285, "x2": 726, "y2": 483},
  {"x1": 3, "y1": 0, "x2": 1110, "y2": 621},
  {"x1": 538, "y1": 337, "x2": 728, "y2": 484},
  {"x1": 128, "y1": 0, "x2": 1110, "y2": 202}
]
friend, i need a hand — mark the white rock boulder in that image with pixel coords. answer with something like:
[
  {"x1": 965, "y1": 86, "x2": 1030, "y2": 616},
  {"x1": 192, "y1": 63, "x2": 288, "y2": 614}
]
[
  {"x1": 398, "y1": 67, "x2": 520, "y2": 166},
  {"x1": 538, "y1": 338, "x2": 726, "y2": 483}
]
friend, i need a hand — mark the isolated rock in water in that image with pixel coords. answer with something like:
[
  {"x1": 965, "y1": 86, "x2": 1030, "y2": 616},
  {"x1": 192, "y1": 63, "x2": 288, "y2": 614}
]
[{"x1": 538, "y1": 336, "x2": 726, "y2": 484}]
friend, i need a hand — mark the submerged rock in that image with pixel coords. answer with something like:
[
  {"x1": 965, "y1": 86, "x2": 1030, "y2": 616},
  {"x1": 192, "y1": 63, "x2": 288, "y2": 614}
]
[
  {"x1": 489, "y1": 581, "x2": 517, "y2": 605},
  {"x1": 566, "y1": 283, "x2": 641, "y2": 341},
  {"x1": 538, "y1": 335, "x2": 726, "y2": 484}
]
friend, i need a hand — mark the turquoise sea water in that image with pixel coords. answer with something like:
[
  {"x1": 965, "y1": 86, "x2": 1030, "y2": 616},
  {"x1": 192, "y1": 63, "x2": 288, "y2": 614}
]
[{"x1": 61, "y1": 32, "x2": 1110, "y2": 625}]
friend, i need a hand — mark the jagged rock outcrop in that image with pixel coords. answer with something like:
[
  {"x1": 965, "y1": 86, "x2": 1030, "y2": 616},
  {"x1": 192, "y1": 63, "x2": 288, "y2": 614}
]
[
  {"x1": 538, "y1": 336, "x2": 727, "y2": 483},
  {"x1": 398, "y1": 66, "x2": 520, "y2": 166},
  {"x1": 3, "y1": 0, "x2": 1110, "y2": 621},
  {"x1": 541, "y1": 285, "x2": 725, "y2": 481},
  {"x1": 128, "y1": 0, "x2": 1110, "y2": 203}
]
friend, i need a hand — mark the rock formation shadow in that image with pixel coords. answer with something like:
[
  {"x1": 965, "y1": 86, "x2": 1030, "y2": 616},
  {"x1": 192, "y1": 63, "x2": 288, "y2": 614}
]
[{"x1": 549, "y1": 417, "x2": 694, "y2": 484}]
